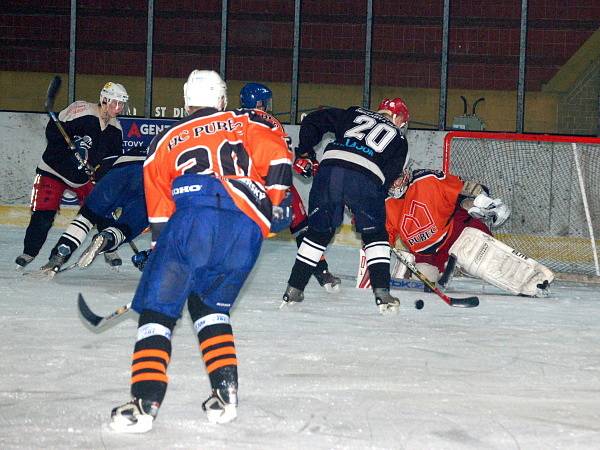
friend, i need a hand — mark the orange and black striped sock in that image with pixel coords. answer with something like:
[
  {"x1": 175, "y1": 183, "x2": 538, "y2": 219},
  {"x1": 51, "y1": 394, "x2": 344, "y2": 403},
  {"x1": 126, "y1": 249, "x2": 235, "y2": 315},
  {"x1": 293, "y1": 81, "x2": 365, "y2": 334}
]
[
  {"x1": 130, "y1": 310, "x2": 176, "y2": 404},
  {"x1": 200, "y1": 332, "x2": 238, "y2": 387},
  {"x1": 188, "y1": 295, "x2": 238, "y2": 398}
]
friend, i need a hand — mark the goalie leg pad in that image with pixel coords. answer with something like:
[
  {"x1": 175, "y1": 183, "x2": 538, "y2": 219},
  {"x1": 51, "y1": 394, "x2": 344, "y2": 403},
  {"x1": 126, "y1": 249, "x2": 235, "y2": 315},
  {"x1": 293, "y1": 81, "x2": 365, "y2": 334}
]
[
  {"x1": 415, "y1": 262, "x2": 441, "y2": 283},
  {"x1": 391, "y1": 250, "x2": 414, "y2": 279},
  {"x1": 449, "y1": 227, "x2": 555, "y2": 297}
]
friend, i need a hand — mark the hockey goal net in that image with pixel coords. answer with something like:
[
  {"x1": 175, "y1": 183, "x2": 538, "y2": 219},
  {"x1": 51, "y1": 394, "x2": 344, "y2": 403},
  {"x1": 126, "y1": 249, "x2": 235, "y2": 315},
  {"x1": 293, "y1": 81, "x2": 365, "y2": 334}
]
[{"x1": 443, "y1": 131, "x2": 600, "y2": 279}]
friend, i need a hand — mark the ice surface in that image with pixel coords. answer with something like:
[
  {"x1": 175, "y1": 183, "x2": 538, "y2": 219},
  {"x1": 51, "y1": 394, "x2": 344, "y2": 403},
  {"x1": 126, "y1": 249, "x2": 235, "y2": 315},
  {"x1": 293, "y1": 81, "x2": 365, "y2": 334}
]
[{"x1": 1, "y1": 224, "x2": 599, "y2": 449}]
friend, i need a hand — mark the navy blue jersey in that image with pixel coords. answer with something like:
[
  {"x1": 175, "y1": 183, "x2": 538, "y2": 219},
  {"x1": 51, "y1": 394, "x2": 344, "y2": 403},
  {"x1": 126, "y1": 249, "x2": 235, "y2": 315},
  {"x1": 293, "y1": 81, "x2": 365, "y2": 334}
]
[
  {"x1": 298, "y1": 106, "x2": 409, "y2": 189},
  {"x1": 37, "y1": 101, "x2": 124, "y2": 187},
  {"x1": 83, "y1": 163, "x2": 148, "y2": 241}
]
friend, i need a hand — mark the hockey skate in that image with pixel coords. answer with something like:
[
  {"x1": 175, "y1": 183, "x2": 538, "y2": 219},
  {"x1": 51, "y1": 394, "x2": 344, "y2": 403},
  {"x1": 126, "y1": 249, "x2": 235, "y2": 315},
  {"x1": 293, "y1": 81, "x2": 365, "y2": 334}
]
[
  {"x1": 314, "y1": 269, "x2": 341, "y2": 293},
  {"x1": 202, "y1": 389, "x2": 238, "y2": 424},
  {"x1": 374, "y1": 288, "x2": 400, "y2": 314},
  {"x1": 110, "y1": 398, "x2": 159, "y2": 433},
  {"x1": 15, "y1": 253, "x2": 34, "y2": 269},
  {"x1": 78, "y1": 231, "x2": 115, "y2": 268},
  {"x1": 103, "y1": 250, "x2": 122, "y2": 267},
  {"x1": 280, "y1": 285, "x2": 304, "y2": 308},
  {"x1": 39, "y1": 245, "x2": 71, "y2": 276}
]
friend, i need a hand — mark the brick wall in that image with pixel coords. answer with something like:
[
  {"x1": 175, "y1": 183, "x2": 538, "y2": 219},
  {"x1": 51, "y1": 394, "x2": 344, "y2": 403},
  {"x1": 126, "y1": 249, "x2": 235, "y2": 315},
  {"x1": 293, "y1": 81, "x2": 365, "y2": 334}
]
[{"x1": 1, "y1": 0, "x2": 598, "y2": 92}]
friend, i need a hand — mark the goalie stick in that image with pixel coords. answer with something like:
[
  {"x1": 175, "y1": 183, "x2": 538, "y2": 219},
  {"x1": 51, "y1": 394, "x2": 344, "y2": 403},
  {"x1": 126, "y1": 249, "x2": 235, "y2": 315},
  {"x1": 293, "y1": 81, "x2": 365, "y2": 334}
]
[
  {"x1": 391, "y1": 249, "x2": 479, "y2": 308},
  {"x1": 45, "y1": 75, "x2": 95, "y2": 175},
  {"x1": 77, "y1": 293, "x2": 132, "y2": 328}
]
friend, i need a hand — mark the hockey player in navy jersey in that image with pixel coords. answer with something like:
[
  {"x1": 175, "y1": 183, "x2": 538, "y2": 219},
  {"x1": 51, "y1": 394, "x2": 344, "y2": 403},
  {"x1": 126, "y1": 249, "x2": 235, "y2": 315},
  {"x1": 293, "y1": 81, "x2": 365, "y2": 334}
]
[
  {"x1": 38, "y1": 146, "x2": 148, "y2": 274},
  {"x1": 240, "y1": 82, "x2": 341, "y2": 292},
  {"x1": 15, "y1": 82, "x2": 129, "y2": 269},
  {"x1": 282, "y1": 98, "x2": 411, "y2": 314}
]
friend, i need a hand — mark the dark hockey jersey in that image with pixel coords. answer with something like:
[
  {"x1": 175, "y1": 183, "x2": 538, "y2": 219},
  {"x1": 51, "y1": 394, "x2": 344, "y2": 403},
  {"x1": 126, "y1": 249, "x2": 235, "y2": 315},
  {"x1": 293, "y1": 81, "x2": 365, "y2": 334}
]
[
  {"x1": 298, "y1": 106, "x2": 409, "y2": 189},
  {"x1": 95, "y1": 146, "x2": 148, "y2": 180},
  {"x1": 37, "y1": 101, "x2": 124, "y2": 187}
]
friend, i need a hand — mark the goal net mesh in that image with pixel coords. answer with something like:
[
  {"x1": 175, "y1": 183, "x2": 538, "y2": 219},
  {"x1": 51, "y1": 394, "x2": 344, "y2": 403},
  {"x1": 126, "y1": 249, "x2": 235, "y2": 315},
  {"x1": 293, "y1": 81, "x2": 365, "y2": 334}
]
[{"x1": 444, "y1": 132, "x2": 600, "y2": 278}]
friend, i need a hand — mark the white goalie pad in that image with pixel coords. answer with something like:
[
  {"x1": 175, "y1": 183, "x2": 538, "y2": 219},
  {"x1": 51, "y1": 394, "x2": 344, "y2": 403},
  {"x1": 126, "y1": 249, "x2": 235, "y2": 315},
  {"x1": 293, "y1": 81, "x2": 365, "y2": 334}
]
[{"x1": 449, "y1": 227, "x2": 555, "y2": 297}]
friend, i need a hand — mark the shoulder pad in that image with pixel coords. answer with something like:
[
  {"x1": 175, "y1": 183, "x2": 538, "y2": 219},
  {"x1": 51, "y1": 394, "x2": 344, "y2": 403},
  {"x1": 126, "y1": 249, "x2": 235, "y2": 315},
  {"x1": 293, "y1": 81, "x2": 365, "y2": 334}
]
[
  {"x1": 58, "y1": 101, "x2": 98, "y2": 122},
  {"x1": 247, "y1": 109, "x2": 285, "y2": 133}
]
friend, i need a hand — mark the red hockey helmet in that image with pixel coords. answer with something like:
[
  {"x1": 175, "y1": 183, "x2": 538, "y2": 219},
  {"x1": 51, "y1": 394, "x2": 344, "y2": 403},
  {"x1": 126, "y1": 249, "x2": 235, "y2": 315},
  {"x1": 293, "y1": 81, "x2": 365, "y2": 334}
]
[{"x1": 378, "y1": 97, "x2": 410, "y2": 129}]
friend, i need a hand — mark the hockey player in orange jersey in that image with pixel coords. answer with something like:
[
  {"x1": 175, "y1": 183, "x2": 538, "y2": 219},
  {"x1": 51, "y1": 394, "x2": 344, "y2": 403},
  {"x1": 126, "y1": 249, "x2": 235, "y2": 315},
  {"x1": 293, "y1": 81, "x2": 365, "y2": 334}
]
[
  {"x1": 385, "y1": 167, "x2": 553, "y2": 297},
  {"x1": 109, "y1": 70, "x2": 293, "y2": 432}
]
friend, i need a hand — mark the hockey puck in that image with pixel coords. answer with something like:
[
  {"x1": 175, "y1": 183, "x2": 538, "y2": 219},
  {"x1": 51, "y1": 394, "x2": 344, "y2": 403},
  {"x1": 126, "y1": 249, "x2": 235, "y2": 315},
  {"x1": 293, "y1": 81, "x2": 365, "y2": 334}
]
[{"x1": 414, "y1": 299, "x2": 424, "y2": 310}]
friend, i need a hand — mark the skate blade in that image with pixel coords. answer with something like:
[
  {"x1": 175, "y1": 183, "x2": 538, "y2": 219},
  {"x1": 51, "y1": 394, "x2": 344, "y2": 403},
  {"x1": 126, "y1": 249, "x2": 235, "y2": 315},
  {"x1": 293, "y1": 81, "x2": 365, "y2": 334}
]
[
  {"x1": 22, "y1": 269, "x2": 57, "y2": 279},
  {"x1": 109, "y1": 415, "x2": 153, "y2": 433},
  {"x1": 206, "y1": 405, "x2": 237, "y2": 424},
  {"x1": 323, "y1": 283, "x2": 341, "y2": 293},
  {"x1": 378, "y1": 303, "x2": 400, "y2": 315}
]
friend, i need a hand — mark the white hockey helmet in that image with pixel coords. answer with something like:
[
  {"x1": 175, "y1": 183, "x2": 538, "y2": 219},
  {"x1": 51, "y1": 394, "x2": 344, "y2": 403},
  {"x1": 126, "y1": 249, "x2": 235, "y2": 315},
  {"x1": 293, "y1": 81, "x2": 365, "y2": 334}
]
[
  {"x1": 184, "y1": 70, "x2": 227, "y2": 111},
  {"x1": 100, "y1": 82, "x2": 129, "y2": 115},
  {"x1": 100, "y1": 82, "x2": 129, "y2": 103}
]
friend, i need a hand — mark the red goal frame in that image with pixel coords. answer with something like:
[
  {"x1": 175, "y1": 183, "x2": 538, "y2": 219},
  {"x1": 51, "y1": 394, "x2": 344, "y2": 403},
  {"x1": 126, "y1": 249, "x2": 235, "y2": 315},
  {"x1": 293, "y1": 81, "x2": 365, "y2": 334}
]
[{"x1": 443, "y1": 131, "x2": 600, "y2": 173}]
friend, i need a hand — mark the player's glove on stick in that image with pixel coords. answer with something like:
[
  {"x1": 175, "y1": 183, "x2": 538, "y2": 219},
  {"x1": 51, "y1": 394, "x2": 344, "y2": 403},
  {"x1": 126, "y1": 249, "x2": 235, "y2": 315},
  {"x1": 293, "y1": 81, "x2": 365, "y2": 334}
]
[
  {"x1": 131, "y1": 249, "x2": 152, "y2": 271},
  {"x1": 293, "y1": 150, "x2": 319, "y2": 179},
  {"x1": 270, "y1": 191, "x2": 293, "y2": 233}
]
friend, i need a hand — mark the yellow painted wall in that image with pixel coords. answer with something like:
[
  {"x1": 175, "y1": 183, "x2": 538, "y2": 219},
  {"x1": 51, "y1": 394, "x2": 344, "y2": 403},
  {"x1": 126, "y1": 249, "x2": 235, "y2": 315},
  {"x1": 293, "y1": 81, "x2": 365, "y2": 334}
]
[{"x1": 1, "y1": 70, "x2": 559, "y2": 133}]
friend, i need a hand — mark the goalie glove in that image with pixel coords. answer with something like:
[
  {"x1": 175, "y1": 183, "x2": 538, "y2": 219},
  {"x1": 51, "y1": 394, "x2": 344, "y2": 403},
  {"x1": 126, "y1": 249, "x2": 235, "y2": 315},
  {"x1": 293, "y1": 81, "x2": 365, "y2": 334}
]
[
  {"x1": 293, "y1": 150, "x2": 319, "y2": 179},
  {"x1": 468, "y1": 193, "x2": 511, "y2": 227}
]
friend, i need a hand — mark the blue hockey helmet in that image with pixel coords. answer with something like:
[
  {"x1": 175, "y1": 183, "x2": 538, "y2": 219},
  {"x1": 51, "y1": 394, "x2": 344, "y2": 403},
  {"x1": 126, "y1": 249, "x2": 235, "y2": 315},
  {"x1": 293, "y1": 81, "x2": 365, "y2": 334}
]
[{"x1": 240, "y1": 82, "x2": 273, "y2": 111}]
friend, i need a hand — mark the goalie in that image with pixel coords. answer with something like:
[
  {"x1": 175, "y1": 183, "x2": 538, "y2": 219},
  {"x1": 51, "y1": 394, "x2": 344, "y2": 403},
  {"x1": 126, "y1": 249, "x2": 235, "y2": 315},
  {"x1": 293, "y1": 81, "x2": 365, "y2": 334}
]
[{"x1": 384, "y1": 167, "x2": 554, "y2": 297}]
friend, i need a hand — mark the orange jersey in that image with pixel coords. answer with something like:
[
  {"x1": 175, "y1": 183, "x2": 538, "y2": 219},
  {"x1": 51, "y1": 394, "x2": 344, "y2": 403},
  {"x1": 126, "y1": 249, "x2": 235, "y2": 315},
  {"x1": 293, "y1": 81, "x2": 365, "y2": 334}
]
[
  {"x1": 386, "y1": 170, "x2": 464, "y2": 254},
  {"x1": 144, "y1": 108, "x2": 293, "y2": 237}
]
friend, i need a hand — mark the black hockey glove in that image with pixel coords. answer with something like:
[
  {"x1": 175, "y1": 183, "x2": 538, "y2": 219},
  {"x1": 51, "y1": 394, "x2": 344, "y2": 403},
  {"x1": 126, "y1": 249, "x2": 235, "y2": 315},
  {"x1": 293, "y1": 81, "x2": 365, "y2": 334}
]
[
  {"x1": 73, "y1": 135, "x2": 95, "y2": 176},
  {"x1": 131, "y1": 249, "x2": 152, "y2": 271}
]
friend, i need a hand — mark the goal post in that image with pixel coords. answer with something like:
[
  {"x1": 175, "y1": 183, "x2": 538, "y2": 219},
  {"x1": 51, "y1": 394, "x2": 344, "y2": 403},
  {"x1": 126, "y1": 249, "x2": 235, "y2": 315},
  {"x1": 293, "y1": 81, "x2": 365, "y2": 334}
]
[{"x1": 443, "y1": 131, "x2": 600, "y2": 279}]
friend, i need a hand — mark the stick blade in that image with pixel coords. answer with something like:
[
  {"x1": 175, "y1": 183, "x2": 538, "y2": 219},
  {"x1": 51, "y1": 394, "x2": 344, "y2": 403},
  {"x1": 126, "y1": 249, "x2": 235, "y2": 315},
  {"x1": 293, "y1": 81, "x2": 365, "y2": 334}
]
[
  {"x1": 45, "y1": 75, "x2": 62, "y2": 111},
  {"x1": 449, "y1": 296, "x2": 480, "y2": 308},
  {"x1": 77, "y1": 293, "x2": 103, "y2": 326}
]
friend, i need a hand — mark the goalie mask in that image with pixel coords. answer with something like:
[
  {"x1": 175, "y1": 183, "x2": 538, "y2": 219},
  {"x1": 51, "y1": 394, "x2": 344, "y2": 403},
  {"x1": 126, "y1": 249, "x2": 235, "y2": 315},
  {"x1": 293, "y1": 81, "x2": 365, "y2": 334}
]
[
  {"x1": 388, "y1": 162, "x2": 413, "y2": 198},
  {"x1": 100, "y1": 82, "x2": 129, "y2": 115},
  {"x1": 184, "y1": 70, "x2": 227, "y2": 112}
]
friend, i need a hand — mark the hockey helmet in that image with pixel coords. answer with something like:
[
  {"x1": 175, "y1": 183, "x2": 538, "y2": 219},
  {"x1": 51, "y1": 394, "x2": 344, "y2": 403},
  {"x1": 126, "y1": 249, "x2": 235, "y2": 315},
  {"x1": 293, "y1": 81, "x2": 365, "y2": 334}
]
[
  {"x1": 100, "y1": 82, "x2": 129, "y2": 103},
  {"x1": 184, "y1": 70, "x2": 227, "y2": 111},
  {"x1": 378, "y1": 97, "x2": 410, "y2": 130},
  {"x1": 240, "y1": 82, "x2": 273, "y2": 112},
  {"x1": 100, "y1": 82, "x2": 129, "y2": 113}
]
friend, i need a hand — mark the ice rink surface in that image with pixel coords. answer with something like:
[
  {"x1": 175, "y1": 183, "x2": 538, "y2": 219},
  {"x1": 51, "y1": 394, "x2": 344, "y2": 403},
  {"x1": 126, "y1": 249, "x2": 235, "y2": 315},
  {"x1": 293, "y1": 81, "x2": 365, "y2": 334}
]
[{"x1": 1, "y1": 224, "x2": 599, "y2": 449}]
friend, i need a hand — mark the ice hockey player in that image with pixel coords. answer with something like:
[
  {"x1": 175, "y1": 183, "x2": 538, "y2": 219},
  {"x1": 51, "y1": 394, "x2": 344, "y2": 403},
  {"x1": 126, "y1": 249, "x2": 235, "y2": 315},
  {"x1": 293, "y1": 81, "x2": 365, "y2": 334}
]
[
  {"x1": 282, "y1": 97, "x2": 410, "y2": 314},
  {"x1": 38, "y1": 146, "x2": 148, "y2": 274},
  {"x1": 109, "y1": 70, "x2": 292, "y2": 432},
  {"x1": 240, "y1": 82, "x2": 341, "y2": 292},
  {"x1": 15, "y1": 82, "x2": 129, "y2": 269},
  {"x1": 385, "y1": 167, "x2": 554, "y2": 297}
]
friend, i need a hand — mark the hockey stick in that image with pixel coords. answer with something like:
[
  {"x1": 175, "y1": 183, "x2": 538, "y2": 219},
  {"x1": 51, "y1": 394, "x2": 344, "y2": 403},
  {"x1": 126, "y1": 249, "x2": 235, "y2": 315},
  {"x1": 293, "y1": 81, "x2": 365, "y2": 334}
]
[
  {"x1": 77, "y1": 293, "x2": 132, "y2": 328},
  {"x1": 391, "y1": 249, "x2": 479, "y2": 308},
  {"x1": 45, "y1": 75, "x2": 95, "y2": 175}
]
